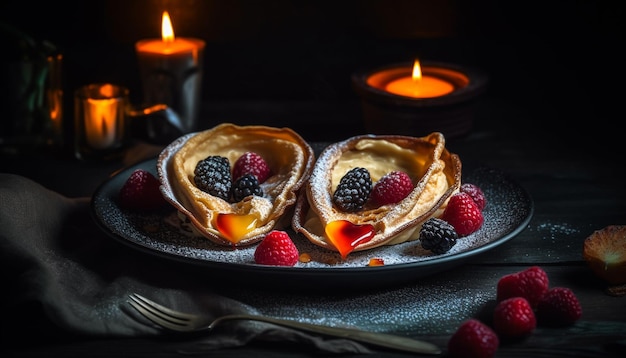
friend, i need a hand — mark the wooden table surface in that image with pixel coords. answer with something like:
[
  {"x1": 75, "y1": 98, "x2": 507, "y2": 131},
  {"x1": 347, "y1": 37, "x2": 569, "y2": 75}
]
[{"x1": 1, "y1": 95, "x2": 625, "y2": 358}]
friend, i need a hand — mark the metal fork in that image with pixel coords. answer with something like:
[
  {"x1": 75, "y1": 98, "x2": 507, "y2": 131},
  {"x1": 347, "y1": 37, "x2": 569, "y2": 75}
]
[{"x1": 128, "y1": 293, "x2": 441, "y2": 355}]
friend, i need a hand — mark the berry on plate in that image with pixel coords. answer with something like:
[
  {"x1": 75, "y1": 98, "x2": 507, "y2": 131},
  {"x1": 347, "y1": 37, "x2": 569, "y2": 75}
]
[
  {"x1": 232, "y1": 151, "x2": 271, "y2": 183},
  {"x1": 493, "y1": 297, "x2": 536, "y2": 338},
  {"x1": 254, "y1": 230, "x2": 299, "y2": 266},
  {"x1": 583, "y1": 225, "x2": 626, "y2": 285},
  {"x1": 441, "y1": 192, "x2": 484, "y2": 237},
  {"x1": 460, "y1": 183, "x2": 486, "y2": 211},
  {"x1": 448, "y1": 319, "x2": 499, "y2": 358},
  {"x1": 496, "y1": 266, "x2": 549, "y2": 308},
  {"x1": 419, "y1": 217, "x2": 458, "y2": 255},
  {"x1": 119, "y1": 169, "x2": 168, "y2": 210},
  {"x1": 536, "y1": 287, "x2": 582, "y2": 326},
  {"x1": 371, "y1": 170, "x2": 413, "y2": 206}
]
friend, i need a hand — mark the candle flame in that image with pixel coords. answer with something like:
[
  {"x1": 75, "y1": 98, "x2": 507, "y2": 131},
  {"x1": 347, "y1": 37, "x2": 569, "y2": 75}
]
[
  {"x1": 161, "y1": 11, "x2": 175, "y2": 43},
  {"x1": 412, "y1": 59, "x2": 423, "y2": 81}
]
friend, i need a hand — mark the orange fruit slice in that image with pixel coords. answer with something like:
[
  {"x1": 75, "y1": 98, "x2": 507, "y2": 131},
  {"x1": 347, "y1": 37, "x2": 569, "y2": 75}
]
[{"x1": 583, "y1": 225, "x2": 626, "y2": 285}]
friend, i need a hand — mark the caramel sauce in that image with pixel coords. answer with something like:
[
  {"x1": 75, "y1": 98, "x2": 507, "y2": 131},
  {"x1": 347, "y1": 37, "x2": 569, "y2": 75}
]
[
  {"x1": 324, "y1": 220, "x2": 376, "y2": 259},
  {"x1": 214, "y1": 213, "x2": 258, "y2": 244}
]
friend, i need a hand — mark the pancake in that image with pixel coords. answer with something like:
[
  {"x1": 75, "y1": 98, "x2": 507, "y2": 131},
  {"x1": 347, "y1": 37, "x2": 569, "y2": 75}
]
[
  {"x1": 292, "y1": 132, "x2": 461, "y2": 259},
  {"x1": 158, "y1": 123, "x2": 315, "y2": 246}
]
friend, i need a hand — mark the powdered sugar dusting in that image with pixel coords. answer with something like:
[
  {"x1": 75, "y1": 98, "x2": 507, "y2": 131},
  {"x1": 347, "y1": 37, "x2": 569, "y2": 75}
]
[
  {"x1": 533, "y1": 221, "x2": 579, "y2": 239},
  {"x1": 307, "y1": 136, "x2": 354, "y2": 206},
  {"x1": 521, "y1": 221, "x2": 580, "y2": 258},
  {"x1": 92, "y1": 161, "x2": 532, "y2": 282},
  {"x1": 227, "y1": 280, "x2": 494, "y2": 335}
]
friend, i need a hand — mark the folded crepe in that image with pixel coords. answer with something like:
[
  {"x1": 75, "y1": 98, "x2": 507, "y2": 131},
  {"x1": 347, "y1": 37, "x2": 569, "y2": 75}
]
[
  {"x1": 292, "y1": 132, "x2": 461, "y2": 259},
  {"x1": 158, "y1": 123, "x2": 315, "y2": 246}
]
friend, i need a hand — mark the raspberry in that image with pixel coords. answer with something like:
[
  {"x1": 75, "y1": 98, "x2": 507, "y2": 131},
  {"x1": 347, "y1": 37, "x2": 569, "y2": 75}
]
[
  {"x1": 441, "y1": 192, "x2": 484, "y2": 237},
  {"x1": 119, "y1": 169, "x2": 168, "y2": 210},
  {"x1": 460, "y1": 183, "x2": 486, "y2": 211},
  {"x1": 231, "y1": 173, "x2": 263, "y2": 202},
  {"x1": 496, "y1": 266, "x2": 549, "y2": 308},
  {"x1": 448, "y1": 319, "x2": 499, "y2": 358},
  {"x1": 332, "y1": 167, "x2": 373, "y2": 212},
  {"x1": 232, "y1": 152, "x2": 271, "y2": 183},
  {"x1": 254, "y1": 230, "x2": 299, "y2": 266},
  {"x1": 194, "y1": 155, "x2": 232, "y2": 201},
  {"x1": 493, "y1": 297, "x2": 536, "y2": 338},
  {"x1": 536, "y1": 287, "x2": 582, "y2": 326},
  {"x1": 419, "y1": 217, "x2": 458, "y2": 254},
  {"x1": 371, "y1": 171, "x2": 413, "y2": 206}
]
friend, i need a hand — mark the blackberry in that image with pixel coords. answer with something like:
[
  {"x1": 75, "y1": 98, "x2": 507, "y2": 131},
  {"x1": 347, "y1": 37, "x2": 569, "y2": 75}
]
[
  {"x1": 232, "y1": 173, "x2": 263, "y2": 202},
  {"x1": 419, "y1": 217, "x2": 458, "y2": 254},
  {"x1": 333, "y1": 167, "x2": 373, "y2": 212},
  {"x1": 194, "y1": 155, "x2": 232, "y2": 201}
]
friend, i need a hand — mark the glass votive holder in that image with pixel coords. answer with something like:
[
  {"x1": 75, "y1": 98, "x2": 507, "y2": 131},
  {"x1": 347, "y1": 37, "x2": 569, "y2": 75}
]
[
  {"x1": 0, "y1": 33, "x2": 64, "y2": 154},
  {"x1": 74, "y1": 83, "x2": 130, "y2": 161},
  {"x1": 45, "y1": 52, "x2": 64, "y2": 148}
]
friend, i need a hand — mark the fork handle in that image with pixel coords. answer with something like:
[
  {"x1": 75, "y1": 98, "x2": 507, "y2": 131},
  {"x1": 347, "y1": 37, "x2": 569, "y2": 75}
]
[{"x1": 210, "y1": 314, "x2": 441, "y2": 355}]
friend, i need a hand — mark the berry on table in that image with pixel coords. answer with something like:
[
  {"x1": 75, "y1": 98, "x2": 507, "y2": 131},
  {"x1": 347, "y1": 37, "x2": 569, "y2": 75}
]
[
  {"x1": 371, "y1": 170, "x2": 413, "y2": 206},
  {"x1": 536, "y1": 287, "x2": 582, "y2": 326},
  {"x1": 194, "y1": 155, "x2": 232, "y2": 201},
  {"x1": 493, "y1": 297, "x2": 536, "y2": 338},
  {"x1": 441, "y1": 192, "x2": 484, "y2": 236},
  {"x1": 450, "y1": 266, "x2": 583, "y2": 354},
  {"x1": 232, "y1": 151, "x2": 271, "y2": 183},
  {"x1": 419, "y1": 217, "x2": 458, "y2": 254},
  {"x1": 460, "y1": 183, "x2": 486, "y2": 211},
  {"x1": 119, "y1": 169, "x2": 168, "y2": 210},
  {"x1": 254, "y1": 230, "x2": 299, "y2": 266},
  {"x1": 332, "y1": 167, "x2": 373, "y2": 212},
  {"x1": 448, "y1": 319, "x2": 499, "y2": 358},
  {"x1": 496, "y1": 266, "x2": 549, "y2": 308}
]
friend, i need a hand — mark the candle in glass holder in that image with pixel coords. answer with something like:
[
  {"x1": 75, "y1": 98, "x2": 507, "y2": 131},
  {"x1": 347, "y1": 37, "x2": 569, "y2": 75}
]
[
  {"x1": 135, "y1": 11, "x2": 205, "y2": 133},
  {"x1": 74, "y1": 83, "x2": 129, "y2": 160},
  {"x1": 84, "y1": 97, "x2": 120, "y2": 149}
]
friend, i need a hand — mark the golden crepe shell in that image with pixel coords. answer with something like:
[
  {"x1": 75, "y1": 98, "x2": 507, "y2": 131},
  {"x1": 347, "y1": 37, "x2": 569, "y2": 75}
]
[
  {"x1": 158, "y1": 123, "x2": 315, "y2": 246},
  {"x1": 292, "y1": 132, "x2": 461, "y2": 258}
]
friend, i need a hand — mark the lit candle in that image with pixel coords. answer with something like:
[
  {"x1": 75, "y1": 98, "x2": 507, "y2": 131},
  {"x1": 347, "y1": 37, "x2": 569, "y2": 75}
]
[
  {"x1": 135, "y1": 11, "x2": 205, "y2": 133},
  {"x1": 81, "y1": 84, "x2": 125, "y2": 149},
  {"x1": 384, "y1": 59, "x2": 454, "y2": 98},
  {"x1": 136, "y1": 11, "x2": 204, "y2": 57}
]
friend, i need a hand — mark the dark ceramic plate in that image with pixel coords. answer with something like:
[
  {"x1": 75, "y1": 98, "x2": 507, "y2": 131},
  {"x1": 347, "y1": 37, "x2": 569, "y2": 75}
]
[{"x1": 91, "y1": 158, "x2": 532, "y2": 289}]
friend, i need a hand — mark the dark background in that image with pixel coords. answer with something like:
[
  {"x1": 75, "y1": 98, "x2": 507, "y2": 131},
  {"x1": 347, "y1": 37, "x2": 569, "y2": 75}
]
[{"x1": 0, "y1": 0, "x2": 623, "y2": 142}]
